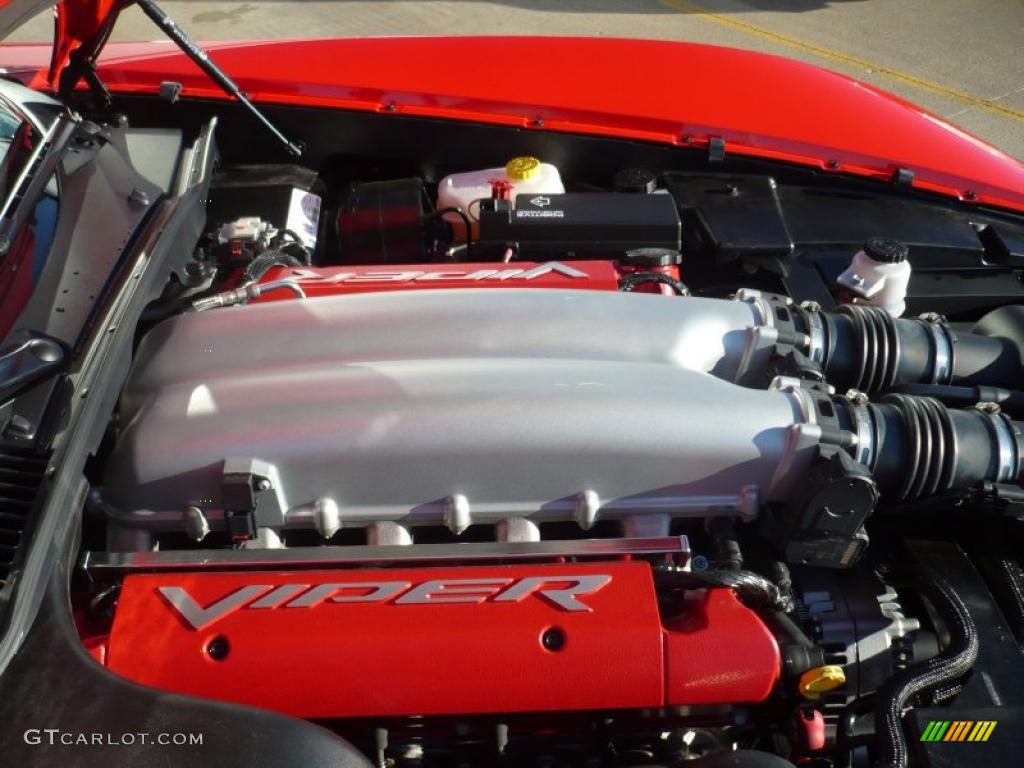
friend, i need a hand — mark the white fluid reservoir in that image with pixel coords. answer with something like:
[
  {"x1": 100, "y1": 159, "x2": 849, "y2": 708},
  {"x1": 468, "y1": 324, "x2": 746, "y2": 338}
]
[
  {"x1": 837, "y1": 238, "x2": 912, "y2": 317},
  {"x1": 437, "y1": 156, "x2": 564, "y2": 241}
]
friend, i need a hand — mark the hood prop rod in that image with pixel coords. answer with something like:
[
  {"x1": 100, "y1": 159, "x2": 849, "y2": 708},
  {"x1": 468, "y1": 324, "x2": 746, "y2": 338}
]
[{"x1": 133, "y1": 0, "x2": 303, "y2": 158}]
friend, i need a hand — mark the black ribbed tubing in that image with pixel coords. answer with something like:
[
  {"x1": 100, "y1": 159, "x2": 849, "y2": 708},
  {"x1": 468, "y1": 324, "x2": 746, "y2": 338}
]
[
  {"x1": 808, "y1": 303, "x2": 1022, "y2": 393},
  {"x1": 879, "y1": 395, "x2": 957, "y2": 501}
]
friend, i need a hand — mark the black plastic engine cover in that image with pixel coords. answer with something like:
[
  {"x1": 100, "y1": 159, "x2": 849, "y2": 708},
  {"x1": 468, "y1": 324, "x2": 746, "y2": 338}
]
[{"x1": 477, "y1": 192, "x2": 681, "y2": 256}]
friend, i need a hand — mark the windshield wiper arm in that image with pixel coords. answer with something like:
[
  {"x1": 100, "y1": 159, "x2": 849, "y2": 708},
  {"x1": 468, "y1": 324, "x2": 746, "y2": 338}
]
[{"x1": 134, "y1": 0, "x2": 303, "y2": 158}]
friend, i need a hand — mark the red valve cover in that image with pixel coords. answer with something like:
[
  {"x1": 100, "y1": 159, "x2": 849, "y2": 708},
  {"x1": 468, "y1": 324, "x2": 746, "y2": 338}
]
[
  {"x1": 254, "y1": 260, "x2": 622, "y2": 300},
  {"x1": 104, "y1": 562, "x2": 779, "y2": 718}
]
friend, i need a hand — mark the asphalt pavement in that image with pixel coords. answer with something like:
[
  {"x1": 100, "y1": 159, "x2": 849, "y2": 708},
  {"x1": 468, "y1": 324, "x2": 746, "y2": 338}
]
[{"x1": 9, "y1": 1, "x2": 1024, "y2": 160}]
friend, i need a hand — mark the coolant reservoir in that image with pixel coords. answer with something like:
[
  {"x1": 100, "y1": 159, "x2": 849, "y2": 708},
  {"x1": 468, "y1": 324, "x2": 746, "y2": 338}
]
[
  {"x1": 437, "y1": 157, "x2": 564, "y2": 240},
  {"x1": 837, "y1": 238, "x2": 912, "y2": 317}
]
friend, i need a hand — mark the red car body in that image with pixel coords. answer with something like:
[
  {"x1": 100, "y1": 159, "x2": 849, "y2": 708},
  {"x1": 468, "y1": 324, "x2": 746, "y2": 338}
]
[
  {"x1": 0, "y1": 3, "x2": 1022, "y2": 212},
  {"x1": 1, "y1": 5, "x2": 1023, "y2": 766}
]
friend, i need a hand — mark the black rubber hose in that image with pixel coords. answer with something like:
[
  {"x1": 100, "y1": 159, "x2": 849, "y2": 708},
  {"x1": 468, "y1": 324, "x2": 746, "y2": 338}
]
[
  {"x1": 618, "y1": 271, "x2": 690, "y2": 296},
  {"x1": 272, "y1": 228, "x2": 312, "y2": 262},
  {"x1": 796, "y1": 303, "x2": 1024, "y2": 394},
  {"x1": 766, "y1": 610, "x2": 816, "y2": 650},
  {"x1": 890, "y1": 383, "x2": 1024, "y2": 415},
  {"x1": 424, "y1": 207, "x2": 474, "y2": 259},
  {"x1": 874, "y1": 574, "x2": 979, "y2": 768},
  {"x1": 707, "y1": 517, "x2": 743, "y2": 571},
  {"x1": 242, "y1": 248, "x2": 305, "y2": 282},
  {"x1": 834, "y1": 394, "x2": 1024, "y2": 503},
  {"x1": 653, "y1": 566, "x2": 791, "y2": 611}
]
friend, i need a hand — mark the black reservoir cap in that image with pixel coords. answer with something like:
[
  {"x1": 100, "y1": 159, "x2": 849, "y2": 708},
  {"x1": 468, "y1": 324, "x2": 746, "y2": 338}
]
[
  {"x1": 864, "y1": 237, "x2": 909, "y2": 263},
  {"x1": 614, "y1": 167, "x2": 658, "y2": 194}
]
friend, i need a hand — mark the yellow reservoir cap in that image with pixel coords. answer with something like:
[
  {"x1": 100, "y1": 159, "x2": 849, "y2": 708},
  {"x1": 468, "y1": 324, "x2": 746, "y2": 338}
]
[
  {"x1": 799, "y1": 665, "x2": 846, "y2": 700},
  {"x1": 506, "y1": 156, "x2": 541, "y2": 181}
]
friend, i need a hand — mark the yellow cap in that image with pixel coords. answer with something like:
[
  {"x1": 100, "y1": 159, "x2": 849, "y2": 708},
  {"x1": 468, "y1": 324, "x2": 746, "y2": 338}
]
[
  {"x1": 506, "y1": 156, "x2": 542, "y2": 181},
  {"x1": 799, "y1": 665, "x2": 846, "y2": 700}
]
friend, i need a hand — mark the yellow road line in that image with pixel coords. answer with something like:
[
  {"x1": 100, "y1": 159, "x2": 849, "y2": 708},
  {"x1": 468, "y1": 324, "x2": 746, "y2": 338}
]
[{"x1": 657, "y1": 0, "x2": 1024, "y2": 123}]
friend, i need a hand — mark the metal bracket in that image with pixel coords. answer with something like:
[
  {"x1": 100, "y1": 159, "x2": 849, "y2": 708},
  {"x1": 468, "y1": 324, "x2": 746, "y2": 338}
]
[
  {"x1": 221, "y1": 458, "x2": 287, "y2": 539},
  {"x1": 708, "y1": 137, "x2": 726, "y2": 163}
]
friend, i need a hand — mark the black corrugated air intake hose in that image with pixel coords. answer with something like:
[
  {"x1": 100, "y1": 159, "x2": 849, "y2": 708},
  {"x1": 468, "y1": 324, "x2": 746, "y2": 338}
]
[
  {"x1": 789, "y1": 303, "x2": 1024, "y2": 395},
  {"x1": 833, "y1": 393, "x2": 1024, "y2": 502},
  {"x1": 874, "y1": 573, "x2": 978, "y2": 768}
]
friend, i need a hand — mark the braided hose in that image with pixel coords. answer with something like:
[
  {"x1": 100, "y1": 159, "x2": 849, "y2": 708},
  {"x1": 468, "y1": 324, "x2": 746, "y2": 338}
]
[
  {"x1": 618, "y1": 271, "x2": 690, "y2": 296},
  {"x1": 242, "y1": 248, "x2": 305, "y2": 282},
  {"x1": 653, "y1": 566, "x2": 792, "y2": 612},
  {"x1": 874, "y1": 574, "x2": 978, "y2": 768}
]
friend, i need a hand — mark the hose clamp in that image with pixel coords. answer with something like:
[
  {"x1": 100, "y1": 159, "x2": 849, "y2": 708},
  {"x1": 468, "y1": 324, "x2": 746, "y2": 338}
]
[
  {"x1": 978, "y1": 403, "x2": 1017, "y2": 482},
  {"x1": 846, "y1": 389, "x2": 875, "y2": 467},
  {"x1": 800, "y1": 301, "x2": 826, "y2": 364},
  {"x1": 920, "y1": 313, "x2": 953, "y2": 384}
]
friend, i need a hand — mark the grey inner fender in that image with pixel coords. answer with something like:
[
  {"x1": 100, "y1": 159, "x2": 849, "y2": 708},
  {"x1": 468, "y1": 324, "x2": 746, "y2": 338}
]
[{"x1": 103, "y1": 289, "x2": 819, "y2": 534}]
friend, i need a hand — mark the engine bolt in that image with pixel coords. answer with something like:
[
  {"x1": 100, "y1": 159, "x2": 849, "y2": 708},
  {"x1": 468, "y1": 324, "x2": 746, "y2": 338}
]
[
  {"x1": 541, "y1": 627, "x2": 566, "y2": 652},
  {"x1": 206, "y1": 635, "x2": 230, "y2": 661}
]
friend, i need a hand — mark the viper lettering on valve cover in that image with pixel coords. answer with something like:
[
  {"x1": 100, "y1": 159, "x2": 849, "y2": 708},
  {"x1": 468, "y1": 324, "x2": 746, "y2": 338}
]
[
  {"x1": 287, "y1": 260, "x2": 588, "y2": 284},
  {"x1": 158, "y1": 574, "x2": 612, "y2": 630}
]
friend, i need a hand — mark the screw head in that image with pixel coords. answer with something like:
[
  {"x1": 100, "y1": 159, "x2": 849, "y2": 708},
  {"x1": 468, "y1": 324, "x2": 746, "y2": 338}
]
[
  {"x1": 541, "y1": 627, "x2": 566, "y2": 652},
  {"x1": 846, "y1": 389, "x2": 869, "y2": 407},
  {"x1": 206, "y1": 635, "x2": 230, "y2": 661}
]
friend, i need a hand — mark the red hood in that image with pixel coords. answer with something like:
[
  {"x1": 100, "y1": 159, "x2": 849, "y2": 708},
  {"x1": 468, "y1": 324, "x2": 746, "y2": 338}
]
[{"x1": 0, "y1": 3, "x2": 1022, "y2": 212}]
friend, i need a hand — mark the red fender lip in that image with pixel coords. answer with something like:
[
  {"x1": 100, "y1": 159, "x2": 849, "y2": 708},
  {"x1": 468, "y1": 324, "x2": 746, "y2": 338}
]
[{"x1": 2, "y1": 34, "x2": 1023, "y2": 213}]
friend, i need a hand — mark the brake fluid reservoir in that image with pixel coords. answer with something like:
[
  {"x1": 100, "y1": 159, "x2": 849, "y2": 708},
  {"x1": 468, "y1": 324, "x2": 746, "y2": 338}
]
[{"x1": 437, "y1": 157, "x2": 564, "y2": 241}]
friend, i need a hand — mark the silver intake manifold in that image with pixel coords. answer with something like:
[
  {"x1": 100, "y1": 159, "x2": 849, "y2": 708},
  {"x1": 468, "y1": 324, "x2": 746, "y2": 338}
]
[{"x1": 101, "y1": 288, "x2": 826, "y2": 549}]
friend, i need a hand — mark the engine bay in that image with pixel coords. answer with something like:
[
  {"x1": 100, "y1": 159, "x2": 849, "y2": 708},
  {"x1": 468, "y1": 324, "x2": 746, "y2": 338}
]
[{"x1": 7, "y1": 96, "x2": 1024, "y2": 768}]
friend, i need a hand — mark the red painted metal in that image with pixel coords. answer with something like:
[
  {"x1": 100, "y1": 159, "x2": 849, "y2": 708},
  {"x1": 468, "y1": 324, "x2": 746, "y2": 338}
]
[
  {"x1": 2, "y1": 32, "x2": 1022, "y2": 213},
  {"x1": 104, "y1": 563, "x2": 779, "y2": 718},
  {"x1": 47, "y1": 0, "x2": 120, "y2": 85},
  {"x1": 254, "y1": 260, "x2": 620, "y2": 300},
  {"x1": 663, "y1": 589, "x2": 782, "y2": 704}
]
